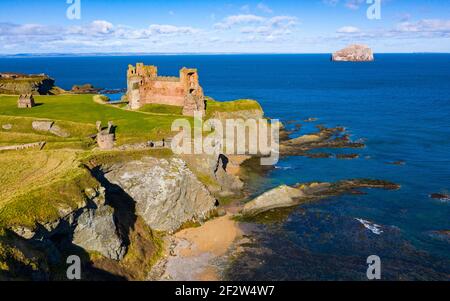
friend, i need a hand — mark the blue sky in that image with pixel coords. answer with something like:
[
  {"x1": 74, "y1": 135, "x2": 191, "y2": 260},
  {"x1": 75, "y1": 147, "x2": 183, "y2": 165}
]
[{"x1": 0, "y1": 0, "x2": 449, "y2": 54}]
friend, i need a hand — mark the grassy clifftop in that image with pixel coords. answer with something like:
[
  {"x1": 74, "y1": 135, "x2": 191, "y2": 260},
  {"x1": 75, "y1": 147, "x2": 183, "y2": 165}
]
[
  {"x1": 0, "y1": 75, "x2": 62, "y2": 95},
  {"x1": 205, "y1": 97, "x2": 262, "y2": 118},
  {"x1": 0, "y1": 93, "x2": 264, "y2": 229}
]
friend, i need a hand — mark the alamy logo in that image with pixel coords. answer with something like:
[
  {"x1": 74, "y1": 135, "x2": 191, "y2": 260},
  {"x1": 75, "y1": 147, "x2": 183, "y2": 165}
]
[
  {"x1": 66, "y1": 255, "x2": 81, "y2": 280},
  {"x1": 366, "y1": 0, "x2": 381, "y2": 20},
  {"x1": 171, "y1": 112, "x2": 280, "y2": 166},
  {"x1": 366, "y1": 255, "x2": 381, "y2": 280},
  {"x1": 66, "y1": 0, "x2": 81, "y2": 20}
]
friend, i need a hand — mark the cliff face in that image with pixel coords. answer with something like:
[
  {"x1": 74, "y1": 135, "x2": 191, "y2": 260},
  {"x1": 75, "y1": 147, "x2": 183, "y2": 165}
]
[
  {"x1": 332, "y1": 44, "x2": 374, "y2": 62},
  {"x1": 104, "y1": 157, "x2": 217, "y2": 232},
  {"x1": 0, "y1": 74, "x2": 61, "y2": 95},
  {"x1": 9, "y1": 186, "x2": 126, "y2": 261}
]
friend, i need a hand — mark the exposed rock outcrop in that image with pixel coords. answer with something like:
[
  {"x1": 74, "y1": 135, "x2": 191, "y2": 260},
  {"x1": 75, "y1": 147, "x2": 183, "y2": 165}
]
[
  {"x1": 280, "y1": 125, "x2": 364, "y2": 156},
  {"x1": 32, "y1": 120, "x2": 70, "y2": 138},
  {"x1": 214, "y1": 155, "x2": 245, "y2": 196},
  {"x1": 73, "y1": 206, "x2": 126, "y2": 260},
  {"x1": 242, "y1": 185, "x2": 304, "y2": 216},
  {"x1": 71, "y1": 84, "x2": 102, "y2": 94},
  {"x1": 104, "y1": 157, "x2": 217, "y2": 232},
  {"x1": 181, "y1": 153, "x2": 245, "y2": 198},
  {"x1": 430, "y1": 193, "x2": 449, "y2": 201},
  {"x1": 8, "y1": 186, "x2": 125, "y2": 262},
  {"x1": 332, "y1": 44, "x2": 374, "y2": 62},
  {"x1": 241, "y1": 179, "x2": 400, "y2": 217},
  {"x1": 0, "y1": 73, "x2": 62, "y2": 95},
  {"x1": 32, "y1": 120, "x2": 54, "y2": 132}
]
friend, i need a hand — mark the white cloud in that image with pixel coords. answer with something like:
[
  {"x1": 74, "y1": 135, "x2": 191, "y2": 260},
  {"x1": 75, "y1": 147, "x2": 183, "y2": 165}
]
[
  {"x1": 147, "y1": 24, "x2": 199, "y2": 35},
  {"x1": 0, "y1": 22, "x2": 59, "y2": 36},
  {"x1": 90, "y1": 20, "x2": 114, "y2": 34},
  {"x1": 269, "y1": 16, "x2": 298, "y2": 27},
  {"x1": 0, "y1": 20, "x2": 203, "y2": 53},
  {"x1": 67, "y1": 20, "x2": 115, "y2": 36},
  {"x1": 214, "y1": 14, "x2": 266, "y2": 29},
  {"x1": 230, "y1": 15, "x2": 299, "y2": 43},
  {"x1": 336, "y1": 26, "x2": 361, "y2": 33},
  {"x1": 394, "y1": 19, "x2": 450, "y2": 34},
  {"x1": 215, "y1": 14, "x2": 298, "y2": 32}
]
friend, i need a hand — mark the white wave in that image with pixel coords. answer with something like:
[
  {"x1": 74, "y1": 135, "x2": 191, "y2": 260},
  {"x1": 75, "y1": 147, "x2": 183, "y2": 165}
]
[
  {"x1": 274, "y1": 166, "x2": 292, "y2": 170},
  {"x1": 355, "y1": 218, "x2": 383, "y2": 235}
]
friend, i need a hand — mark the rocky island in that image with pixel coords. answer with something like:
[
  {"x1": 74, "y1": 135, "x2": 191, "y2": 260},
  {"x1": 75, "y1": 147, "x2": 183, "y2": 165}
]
[{"x1": 332, "y1": 44, "x2": 374, "y2": 62}]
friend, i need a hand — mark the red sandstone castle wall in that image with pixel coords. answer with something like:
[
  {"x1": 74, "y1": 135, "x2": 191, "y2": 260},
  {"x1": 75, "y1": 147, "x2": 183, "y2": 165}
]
[
  {"x1": 127, "y1": 64, "x2": 205, "y2": 115},
  {"x1": 139, "y1": 80, "x2": 186, "y2": 106}
]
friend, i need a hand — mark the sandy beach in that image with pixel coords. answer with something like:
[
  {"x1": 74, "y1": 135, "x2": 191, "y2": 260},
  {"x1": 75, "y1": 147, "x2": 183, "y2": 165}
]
[{"x1": 155, "y1": 213, "x2": 244, "y2": 281}]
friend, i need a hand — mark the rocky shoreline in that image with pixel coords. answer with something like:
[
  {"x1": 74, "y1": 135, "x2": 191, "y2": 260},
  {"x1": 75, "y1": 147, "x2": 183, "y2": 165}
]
[{"x1": 143, "y1": 119, "x2": 401, "y2": 281}]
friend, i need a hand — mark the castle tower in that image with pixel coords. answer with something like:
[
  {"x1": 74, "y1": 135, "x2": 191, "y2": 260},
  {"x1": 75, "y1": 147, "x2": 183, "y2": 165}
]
[{"x1": 180, "y1": 68, "x2": 205, "y2": 116}]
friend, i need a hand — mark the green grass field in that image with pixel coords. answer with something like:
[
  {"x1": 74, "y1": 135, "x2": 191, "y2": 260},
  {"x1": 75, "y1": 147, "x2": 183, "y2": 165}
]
[{"x1": 0, "y1": 94, "x2": 186, "y2": 146}]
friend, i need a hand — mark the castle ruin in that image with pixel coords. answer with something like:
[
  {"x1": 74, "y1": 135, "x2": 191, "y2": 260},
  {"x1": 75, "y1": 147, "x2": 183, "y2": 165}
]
[
  {"x1": 96, "y1": 121, "x2": 115, "y2": 150},
  {"x1": 126, "y1": 63, "x2": 205, "y2": 116},
  {"x1": 17, "y1": 94, "x2": 35, "y2": 108}
]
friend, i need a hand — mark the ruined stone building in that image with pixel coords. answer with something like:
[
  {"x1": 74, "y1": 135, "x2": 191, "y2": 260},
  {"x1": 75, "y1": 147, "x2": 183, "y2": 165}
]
[
  {"x1": 96, "y1": 121, "x2": 115, "y2": 150},
  {"x1": 17, "y1": 94, "x2": 35, "y2": 108},
  {"x1": 126, "y1": 63, "x2": 205, "y2": 116}
]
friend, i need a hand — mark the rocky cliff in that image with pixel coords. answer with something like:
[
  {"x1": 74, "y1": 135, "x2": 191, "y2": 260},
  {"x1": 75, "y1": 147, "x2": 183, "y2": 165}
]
[
  {"x1": 9, "y1": 186, "x2": 126, "y2": 261},
  {"x1": 332, "y1": 44, "x2": 374, "y2": 62},
  {"x1": 103, "y1": 157, "x2": 217, "y2": 232},
  {"x1": 0, "y1": 73, "x2": 63, "y2": 95}
]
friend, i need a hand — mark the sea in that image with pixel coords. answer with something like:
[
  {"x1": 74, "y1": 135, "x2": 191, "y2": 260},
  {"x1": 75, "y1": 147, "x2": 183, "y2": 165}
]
[{"x1": 1, "y1": 54, "x2": 449, "y2": 280}]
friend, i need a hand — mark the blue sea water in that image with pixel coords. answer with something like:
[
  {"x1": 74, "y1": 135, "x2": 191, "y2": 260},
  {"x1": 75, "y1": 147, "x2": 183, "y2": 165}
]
[{"x1": 1, "y1": 54, "x2": 449, "y2": 280}]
